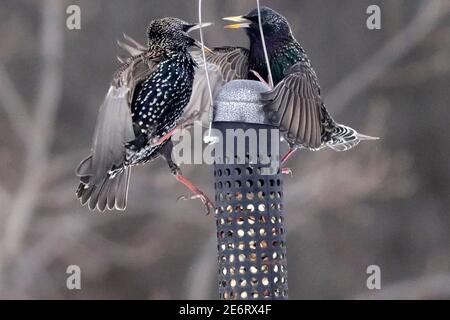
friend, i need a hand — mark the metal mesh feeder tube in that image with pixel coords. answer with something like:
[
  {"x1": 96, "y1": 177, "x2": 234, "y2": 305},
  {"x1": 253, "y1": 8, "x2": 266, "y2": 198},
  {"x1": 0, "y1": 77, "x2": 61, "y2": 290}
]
[{"x1": 212, "y1": 80, "x2": 288, "y2": 300}]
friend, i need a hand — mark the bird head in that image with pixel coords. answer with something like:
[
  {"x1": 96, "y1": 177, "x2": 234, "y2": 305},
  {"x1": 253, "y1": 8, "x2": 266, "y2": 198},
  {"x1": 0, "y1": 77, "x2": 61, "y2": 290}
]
[
  {"x1": 147, "y1": 17, "x2": 212, "y2": 54},
  {"x1": 224, "y1": 7, "x2": 292, "y2": 42}
]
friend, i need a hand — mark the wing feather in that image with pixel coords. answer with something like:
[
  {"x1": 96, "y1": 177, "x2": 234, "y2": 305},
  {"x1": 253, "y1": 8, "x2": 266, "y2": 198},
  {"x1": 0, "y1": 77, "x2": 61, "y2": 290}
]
[
  {"x1": 261, "y1": 62, "x2": 322, "y2": 149},
  {"x1": 288, "y1": 81, "x2": 300, "y2": 140},
  {"x1": 201, "y1": 47, "x2": 249, "y2": 82},
  {"x1": 185, "y1": 47, "x2": 249, "y2": 127},
  {"x1": 76, "y1": 50, "x2": 158, "y2": 211},
  {"x1": 183, "y1": 59, "x2": 224, "y2": 127}
]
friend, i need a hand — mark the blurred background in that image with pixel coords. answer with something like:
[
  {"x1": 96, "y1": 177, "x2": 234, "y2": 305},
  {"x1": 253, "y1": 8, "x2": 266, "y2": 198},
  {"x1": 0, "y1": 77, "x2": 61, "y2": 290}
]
[{"x1": 0, "y1": 0, "x2": 449, "y2": 299}]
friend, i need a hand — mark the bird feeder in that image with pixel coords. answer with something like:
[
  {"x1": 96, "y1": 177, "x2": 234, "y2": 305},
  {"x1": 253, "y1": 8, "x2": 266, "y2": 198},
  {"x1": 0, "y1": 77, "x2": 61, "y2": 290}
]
[{"x1": 212, "y1": 80, "x2": 288, "y2": 300}]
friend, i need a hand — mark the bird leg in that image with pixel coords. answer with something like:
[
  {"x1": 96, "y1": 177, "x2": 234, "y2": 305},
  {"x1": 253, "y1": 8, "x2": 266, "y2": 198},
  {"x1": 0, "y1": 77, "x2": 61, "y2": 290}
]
[
  {"x1": 149, "y1": 126, "x2": 180, "y2": 147},
  {"x1": 279, "y1": 147, "x2": 299, "y2": 176},
  {"x1": 175, "y1": 175, "x2": 215, "y2": 215},
  {"x1": 281, "y1": 147, "x2": 298, "y2": 165},
  {"x1": 161, "y1": 141, "x2": 214, "y2": 215},
  {"x1": 149, "y1": 111, "x2": 201, "y2": 147}
]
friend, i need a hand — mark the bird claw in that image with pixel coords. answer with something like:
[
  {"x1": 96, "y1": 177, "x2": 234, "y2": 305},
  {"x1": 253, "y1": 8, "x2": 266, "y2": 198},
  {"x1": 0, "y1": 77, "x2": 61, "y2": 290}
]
[
  {"x1": 177, "y1": 192, "x2": 215, "y2": 215},
  {"x1": 281, "y1": 167, "x2": 293, "y2": 176}
]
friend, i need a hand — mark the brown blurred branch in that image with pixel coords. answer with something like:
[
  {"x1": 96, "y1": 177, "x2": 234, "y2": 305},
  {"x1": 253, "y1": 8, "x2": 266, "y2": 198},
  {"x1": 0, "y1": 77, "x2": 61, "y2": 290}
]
[
  {"x1": 325, "y1": 0, "x2": 449, "y2": 114},
  {"x1": 1, "y1": 0, "x2": 65, "y2": 263},
  {"x1": 0, "y1": 65, "x2": 31, "y2": 143},
  {"x1": 0, "y1": 184, "x2": 10, "y2": 208},
  {"x1": 373, "y1": 49, "x2": 450, "y2": 88}
]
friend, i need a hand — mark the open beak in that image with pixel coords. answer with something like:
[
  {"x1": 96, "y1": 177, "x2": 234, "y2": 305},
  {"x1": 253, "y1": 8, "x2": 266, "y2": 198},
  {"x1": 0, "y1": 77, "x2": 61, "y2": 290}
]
[{"x1": 223, "y1": 16, "x2": 251, "y2": 29}]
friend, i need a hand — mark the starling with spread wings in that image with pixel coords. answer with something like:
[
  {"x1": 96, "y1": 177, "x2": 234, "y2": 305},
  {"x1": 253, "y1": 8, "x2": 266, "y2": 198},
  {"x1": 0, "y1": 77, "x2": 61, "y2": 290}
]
[
  {"x1": 216, "y1": 7, "x2": 378, "y2": 163},
  {"x1": 76, "y1": 18, "x2": 214, "y2": 213}
]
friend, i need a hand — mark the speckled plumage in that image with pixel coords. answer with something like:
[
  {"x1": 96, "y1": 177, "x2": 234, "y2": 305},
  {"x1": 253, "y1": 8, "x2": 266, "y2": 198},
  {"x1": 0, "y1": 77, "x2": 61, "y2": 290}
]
[
  {"x1": 126, "y1": 50, "x2": 195, "y2": 166},
  {"x1": 214, "y1": 7, "x2": 378, "y2": 152},
  {"x1": 76, "y1": 18, "x2": 200, "y2": 212},
  {"x1": 244, "y1": 7, "x2": 343, "y2": 150}
]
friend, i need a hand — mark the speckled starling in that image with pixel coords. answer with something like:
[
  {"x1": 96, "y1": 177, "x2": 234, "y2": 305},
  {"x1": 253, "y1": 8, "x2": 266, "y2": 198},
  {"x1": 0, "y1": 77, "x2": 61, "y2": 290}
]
[
  {"x1": 76, "y1": 18, "x2": 214, "y2": 212},
  {"x1": 195, "y1": 7, "x2": 377, "y2": 163}
]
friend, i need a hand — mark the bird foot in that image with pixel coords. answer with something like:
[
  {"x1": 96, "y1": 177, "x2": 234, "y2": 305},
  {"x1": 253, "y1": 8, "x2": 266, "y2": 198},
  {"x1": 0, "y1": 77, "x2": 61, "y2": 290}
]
[
  {"x1": 177, "y1": 193, "x2": 215, "y2": 215},
  {"x1": 175, "y1": 174, "x2": 215, "y2": 215},
  {"x1": 281, "y1": 167, "x2": 293, "y2": 176}
]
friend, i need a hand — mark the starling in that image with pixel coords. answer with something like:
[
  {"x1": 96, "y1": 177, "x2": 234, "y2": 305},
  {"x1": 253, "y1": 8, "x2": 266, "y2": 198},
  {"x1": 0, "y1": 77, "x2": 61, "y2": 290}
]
[
  {"x1": 196, "y1": 7, "x2": 377, "y2": 163},
  {"x1": 76, "y1": 18, "x2": 214, "y2": 212}
]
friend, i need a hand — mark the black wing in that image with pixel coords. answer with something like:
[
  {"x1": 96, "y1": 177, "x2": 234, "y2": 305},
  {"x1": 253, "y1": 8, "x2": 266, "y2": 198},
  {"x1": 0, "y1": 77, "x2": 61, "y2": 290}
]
[{"x1": 260, "y1": 62, "x2": 323, "y2": 149}]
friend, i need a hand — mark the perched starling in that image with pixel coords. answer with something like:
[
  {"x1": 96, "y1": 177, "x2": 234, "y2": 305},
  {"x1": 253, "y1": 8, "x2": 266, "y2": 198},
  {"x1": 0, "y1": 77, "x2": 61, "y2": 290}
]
[
  {"x1": 195, "y1": 7, "x2": 377, "y2": 163},
  {"x1": 76, "y1": 18, "x2": 214, "y2": 212}
]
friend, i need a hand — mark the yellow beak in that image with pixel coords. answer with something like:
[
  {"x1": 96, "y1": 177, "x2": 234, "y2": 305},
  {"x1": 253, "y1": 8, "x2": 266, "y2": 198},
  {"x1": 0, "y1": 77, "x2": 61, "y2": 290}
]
[{"x1": 223, "y1": 16, "x2": 251, "y2": 29}]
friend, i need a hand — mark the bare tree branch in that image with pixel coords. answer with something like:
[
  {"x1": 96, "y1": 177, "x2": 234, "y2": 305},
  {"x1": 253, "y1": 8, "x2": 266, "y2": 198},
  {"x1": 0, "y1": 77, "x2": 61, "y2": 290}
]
[
  {"x1": 2, "y1": 0, "x2": 65, "y2": 259},
  {"x1": 373, "y1": 49, "x2": 450, "y2": 88},
  {"x1": 325, "y1": 0, "x2": 449, "y2": 114},
  {"x1": 0, "y1": 65, "x2": 31, "y2": 143}
]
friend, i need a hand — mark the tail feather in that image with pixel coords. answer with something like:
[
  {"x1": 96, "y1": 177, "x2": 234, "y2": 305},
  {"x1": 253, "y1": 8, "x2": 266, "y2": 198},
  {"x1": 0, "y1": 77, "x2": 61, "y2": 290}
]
[
  {"x1": 114, "y1": 168, "x2": 131, "y2": 210},
  {"x1": 356, "y1": 133, "x2": 380, "y2": 141},
  {"x1": 75, "y1": 83, "x2": 134, "y2": 212},
  {"x1": 76, "y1": 156, "x2": 131, "y2": 212},
  {"x1": 106, "y1": 174, "x2": 120, "y2": 210},
  {"x1": 78, "y1": 183, "x2": 95, "y2": 205},
  {"x1": 326, "y1": 124, "x2": 379, "y2": 152}
]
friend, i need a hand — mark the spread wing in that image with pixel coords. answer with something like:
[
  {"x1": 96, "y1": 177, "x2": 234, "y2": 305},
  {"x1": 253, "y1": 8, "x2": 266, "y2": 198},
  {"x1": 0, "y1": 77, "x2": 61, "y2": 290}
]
[
  {"x1": 260, "y1": 62, "x2": 323, "y2": 149},
  {"x1": 116, "y1": 33, "x2": 147, "y2": 58},
  {"x1": 201, "y1": 46, "x2": 249, "y2": 82},
  {"x1": 76, "y1": 35, "x2": 160, "y2": 211},
  {"x1": 185, "y1": 47, "x2": 249, "y2": 127},
  {"x1": 115, "y1": 34, "x2": 159, "y2": 104},
  {"x1": 116, "y1": 37, "x2": 250, "y2": 128},
  {"x1": 90, "y1": 52, "x2": 159, "y2": 178}
]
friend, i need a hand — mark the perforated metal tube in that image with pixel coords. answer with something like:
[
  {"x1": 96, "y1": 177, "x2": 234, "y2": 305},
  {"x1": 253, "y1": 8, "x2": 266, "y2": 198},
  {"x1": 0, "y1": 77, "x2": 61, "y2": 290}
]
[{"x1": 213, "y1": 80, "x2": 288, "y2": 300}]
